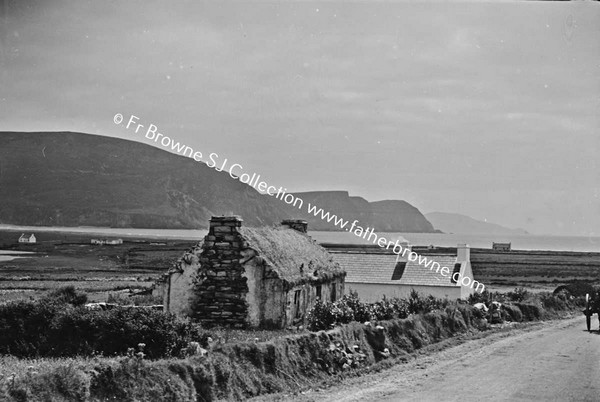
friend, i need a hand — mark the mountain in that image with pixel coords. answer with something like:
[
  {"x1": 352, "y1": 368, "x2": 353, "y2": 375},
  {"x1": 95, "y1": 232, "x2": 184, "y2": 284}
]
[
  {"x1": 0, "y1": 131, "x2": 436, "y2": 232},
  {"x1": 290, "y1": 191, "x2": 436, "y2": 232},
  {"x1": 0, "y1": 131, "x2": 288, "y2": 228},
  {"x1": 425, "y1": 212, "x2": 529, "y2": 235}
]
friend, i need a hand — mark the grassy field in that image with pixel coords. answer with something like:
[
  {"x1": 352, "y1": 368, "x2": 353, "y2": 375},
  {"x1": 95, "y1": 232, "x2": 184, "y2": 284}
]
[
  {"x1": 0, "y1": 229, "x2": 196, "y2": 302},
  {"x1": 2, "y1": 229, "x2": 600, "y2": 303},
  {"x1": 468, "y1": 249, "x2": 600, "y2": 292}
]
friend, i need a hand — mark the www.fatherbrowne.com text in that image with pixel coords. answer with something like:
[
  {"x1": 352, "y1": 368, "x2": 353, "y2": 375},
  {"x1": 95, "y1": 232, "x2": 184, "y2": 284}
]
[{"x1": 114, "y1": 113, "x2": 485, "y2": 293}]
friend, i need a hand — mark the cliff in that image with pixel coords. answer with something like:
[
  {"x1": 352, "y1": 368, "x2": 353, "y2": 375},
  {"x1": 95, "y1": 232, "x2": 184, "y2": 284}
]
[
  {"x1": 425, "y1": 212, "x2": 528, "y2": 235},
  {"x1": 289, "y1": 191, "x2": 436, "y2": 232}
]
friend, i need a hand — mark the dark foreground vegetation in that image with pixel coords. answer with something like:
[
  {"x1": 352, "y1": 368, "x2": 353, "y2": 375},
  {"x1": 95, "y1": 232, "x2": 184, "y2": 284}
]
[
  {"x1": 0, "y1": 287, "x2": 205, "y2": 359},
  {"x1": 0, "y1": 286, "x2": 585, "y2": 401}
]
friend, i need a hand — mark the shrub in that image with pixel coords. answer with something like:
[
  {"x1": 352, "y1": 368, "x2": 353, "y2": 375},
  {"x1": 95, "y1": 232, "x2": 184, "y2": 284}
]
[
  {"x1": 372, "y1": 297, "x2": 396, "y2": 320},
  {"x1": 339, "y1": 291, "x2": 373, "y2": 322},
  {"x1": 307, "y1": 291, "x2": 445, "y2": 330},
  {"x1": 553, "y1": 282, "x2": 596, "y2": 298},
  {"x1": 43, "y1": 286, "x2": 88, "y2": 306},
  {"x1": 0, "y1": 298, "x2": 63, "y2": 356},
  {"x1": 0, "y1": 293, "x2": 206, "y2": 358},
  {"x1": 538, "y1": 293, "x2": 568, "y2": 311},
  {"x1": 106, "y1": 292, "x2": 162, "y2": 306},
  {"x1": 501, "y1": 304, "x2": 522, "y2": 322},
  {"x1": 307, "y1": 300, "x2": 347, "y2": 331},
  {"x1": 515, "y1": 302, "x2": 543, "y2": 321},
  {"x1": 506, "y1": 287, "x2": 530, "y2": 302},
  {"x1": 47, "y1": 307, "x2": 206, "y2": 358},
  {"x1": 406, "y1": 290, "x2": 443, "y2": 314},
  {"x1": 468, "y1": 289, "x2": 490, "y2": 305},
  {"x1": 390, "y1": 298, "x2": 410, "y2": 319}
]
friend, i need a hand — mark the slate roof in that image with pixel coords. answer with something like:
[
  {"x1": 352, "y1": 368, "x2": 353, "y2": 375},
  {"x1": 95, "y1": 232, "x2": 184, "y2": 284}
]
[{"x1": 331, "y1": 251, "x2": 462, "y2": 287}]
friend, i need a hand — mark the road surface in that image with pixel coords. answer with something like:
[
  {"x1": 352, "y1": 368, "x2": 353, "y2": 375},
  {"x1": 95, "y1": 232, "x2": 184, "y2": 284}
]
[{"x1": 289, "y1": 316, "x2": 600, "y2": 402}]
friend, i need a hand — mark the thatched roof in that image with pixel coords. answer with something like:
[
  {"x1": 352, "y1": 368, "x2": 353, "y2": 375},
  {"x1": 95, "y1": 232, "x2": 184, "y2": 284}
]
[{"x1": 239, "y1": 225, "x2": 345, "y2": 287}]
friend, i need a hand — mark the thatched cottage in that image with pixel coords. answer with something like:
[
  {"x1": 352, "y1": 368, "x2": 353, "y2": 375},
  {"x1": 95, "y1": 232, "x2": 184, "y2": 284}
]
[{"x1": 159, "y1": 216, "x2": 345, "y2": 328}]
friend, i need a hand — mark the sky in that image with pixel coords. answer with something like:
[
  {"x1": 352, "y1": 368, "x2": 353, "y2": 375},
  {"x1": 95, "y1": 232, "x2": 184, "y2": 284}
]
[{"x1": 0, "y1": 0, "x2": 599, "y2": 236}]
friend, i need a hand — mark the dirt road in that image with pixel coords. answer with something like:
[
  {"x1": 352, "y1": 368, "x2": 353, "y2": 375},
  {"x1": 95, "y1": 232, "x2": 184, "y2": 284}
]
[{"x1": 287, "y1": 316, "x2": 600, "y2": 402}]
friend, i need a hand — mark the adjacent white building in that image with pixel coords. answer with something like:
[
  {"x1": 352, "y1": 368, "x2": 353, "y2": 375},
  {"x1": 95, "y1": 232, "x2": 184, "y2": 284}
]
[{"x1": 329, "y1": 243, "x2": 478, "y2": 302}]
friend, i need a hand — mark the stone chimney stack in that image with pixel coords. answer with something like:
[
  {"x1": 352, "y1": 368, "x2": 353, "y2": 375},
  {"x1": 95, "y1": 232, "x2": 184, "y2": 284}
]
[
  {"x1": 281, "y1": 219, "x2": 308, "y2": 233},
  {"x1": 209, "y1": 215, "x2": 243, "y2": 235},
  {"x1": 457, "y1": 243, "x2": 470, "y2": 262},
  {"x1": 195, "y1": 216, "x2": 248, "y2": 327}
]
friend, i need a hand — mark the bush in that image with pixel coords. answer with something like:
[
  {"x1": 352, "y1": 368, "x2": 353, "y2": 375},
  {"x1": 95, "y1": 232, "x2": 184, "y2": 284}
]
[
  {"x1": 339, "y1": 291, "x2": 373, "y2": 322},
  {"x1": 515, "y1": 302, "x2": 543, "y2": 321},
  {"x1": 372, "y1": 297, "x2": 396, "y2": 320},
  {"x1": 43, "y1": 286, "x2": 88, "y2": 306},
  {"x1": 0, "y1": 298, "x2": 61, "y2": 356},
  {"x1": 502, "y1": 304, "x2": 523, "y2": 322},
  {"x1": 506, "y1": 287, "x2": 530, "y2": 302},
  {"x1": 406, "y1": 290, "x2": 444, "y2": 315},
  {"x1": 553, "y1": 282, "x2": 596, "y2": 298},
  {"x1": 307, "y1": 291, "x2": 445, "y2": 331},
  {"x1": 306, "y1": 299, "x2": 353, "y2": 331},
  {"x1": 106, "y1": 292, "x2": 162, "y2": 306},
  {"x1": 538, "y1": 293, "x2": 569, "y2": 311},
  {"x1": 468, "y1": 289, "x2": 490, "y2": 305},
  {"x1": 0, "y1": 288, "x2": 206, "y2": 358}
]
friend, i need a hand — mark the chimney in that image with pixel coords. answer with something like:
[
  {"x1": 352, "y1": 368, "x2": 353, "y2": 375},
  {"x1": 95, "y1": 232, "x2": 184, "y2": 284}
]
[
  {"x1": 395, "y1": 243, "x2": 412, "y2": 262},
  {"x1": 209, "y1": 216, "x2": 243, "y2": 236},
  {"x1": 281, "y1": 219, "x2": 308, "y2": 233},
  {"x1": 198, "y1": 216, "x2": 248, "y2": 327},
  {"x1": 457, "y1": 244, "x2": 470, "y2": 262}
]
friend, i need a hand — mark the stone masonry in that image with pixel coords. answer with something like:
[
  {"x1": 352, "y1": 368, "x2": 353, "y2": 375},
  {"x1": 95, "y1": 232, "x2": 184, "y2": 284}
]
[
  {"x1": 192, "y1": 216, "x2": 249, "y2": 327},
  {"x1": 281, "y1": 219, "x2": 308, "y2": 233}
]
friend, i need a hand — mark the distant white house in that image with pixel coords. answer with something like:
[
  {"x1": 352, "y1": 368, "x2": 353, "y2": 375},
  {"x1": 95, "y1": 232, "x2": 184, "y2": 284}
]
[
  {"x1": 18, "y1": 233, "x2": 36, "y2": 244},
  {"x1": 91, "y1": 238, "x2": 123, "y2": 245},
  {"x1": 492, "y1": 242, "x2": 511, "y2": 252}
]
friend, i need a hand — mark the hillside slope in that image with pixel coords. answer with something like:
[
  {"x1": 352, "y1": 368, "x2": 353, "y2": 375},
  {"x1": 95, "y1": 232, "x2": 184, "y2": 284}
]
[
  {"x1": 426, "y1": 212, "x2": 528, "y2": 235},
  {"x1": 291, "y1": 191, "x2": 435, "y2": 232},
  {"x1": 0, "y1": 132, "x2": 436, "y2": 232},
  {"x1": 0, "y1": 131, "x2": 287, "y2": 228}
]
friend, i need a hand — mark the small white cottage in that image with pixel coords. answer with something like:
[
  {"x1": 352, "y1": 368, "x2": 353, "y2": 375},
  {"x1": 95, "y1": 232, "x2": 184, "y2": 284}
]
[{"x1": 18, "y1": 233, "x2": 36, "y2": 244}]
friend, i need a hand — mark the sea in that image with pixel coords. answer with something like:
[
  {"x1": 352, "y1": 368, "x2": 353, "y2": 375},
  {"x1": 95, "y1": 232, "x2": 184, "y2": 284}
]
[
  {"x1": 1, "y1": 224, "x2": 600, "y2": 253},
  {"x1": 0, "y1": 250, "x2": 35, "y2": 262}
]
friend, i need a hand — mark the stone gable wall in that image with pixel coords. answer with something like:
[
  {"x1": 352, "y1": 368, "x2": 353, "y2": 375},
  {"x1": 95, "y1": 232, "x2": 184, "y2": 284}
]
[{"x1": 192, "y1": 216, "x2": 250, "y2": 327}]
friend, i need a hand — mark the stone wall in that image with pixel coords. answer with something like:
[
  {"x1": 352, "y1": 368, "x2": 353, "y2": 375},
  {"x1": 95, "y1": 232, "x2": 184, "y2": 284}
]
[{"x1": 193, "y1": 216, "x2": 249, "y2": 327}]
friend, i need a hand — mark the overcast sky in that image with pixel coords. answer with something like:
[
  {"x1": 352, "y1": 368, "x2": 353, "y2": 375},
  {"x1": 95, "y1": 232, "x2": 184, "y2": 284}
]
[{"x1": 1, "y1": 0, "x2": 598, "y2": 236}]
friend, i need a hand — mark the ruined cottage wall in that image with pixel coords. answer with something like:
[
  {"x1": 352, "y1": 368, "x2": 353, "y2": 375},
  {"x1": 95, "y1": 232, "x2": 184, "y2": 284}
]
[
  {"x1": 240, "y1": 250, "x2": 264, "y2": 327},
  {"x1": 163, "y1": 247, "x2": 202, "y2": 316},
  {"x1": 241, "y1": 247, "x2": 346, "y2": 328},
  {"x1": 240, "y1": 250, "x2": 288, "y2": 328},
  {"x1": 164, "y1": 267, "x2": 196, "y2": 316},
  {"x1": 261, "y1": 278, "x2": 286, "y2": 328},
  {"x1": 283, "y1": 277, "x2": 345, "y2": 328}
]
